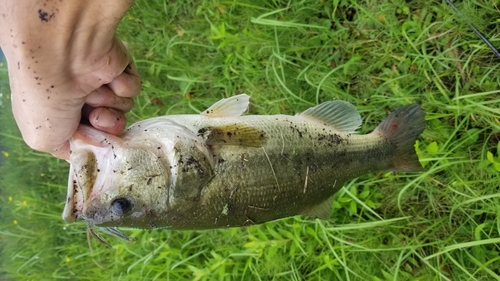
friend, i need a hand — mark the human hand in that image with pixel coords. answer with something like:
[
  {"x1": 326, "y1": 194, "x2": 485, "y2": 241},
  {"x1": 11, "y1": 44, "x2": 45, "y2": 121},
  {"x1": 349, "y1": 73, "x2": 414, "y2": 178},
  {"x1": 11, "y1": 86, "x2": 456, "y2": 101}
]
[{"x1": 0, "y1": 0, "x2": 139, "y2": 160}]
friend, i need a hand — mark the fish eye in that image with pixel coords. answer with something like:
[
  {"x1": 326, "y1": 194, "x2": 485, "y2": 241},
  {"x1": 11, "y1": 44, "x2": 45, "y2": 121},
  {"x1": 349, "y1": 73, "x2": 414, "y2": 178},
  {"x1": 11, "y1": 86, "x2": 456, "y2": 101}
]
[{"x1": 111, "y1": 197, "x2": 133, "y2": 216}]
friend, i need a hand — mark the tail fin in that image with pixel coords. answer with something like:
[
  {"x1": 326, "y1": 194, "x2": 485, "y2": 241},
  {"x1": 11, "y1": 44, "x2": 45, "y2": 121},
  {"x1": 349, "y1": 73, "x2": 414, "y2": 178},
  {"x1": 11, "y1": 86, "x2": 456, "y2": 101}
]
[{"x1": 375, "y1": 104, "x2": 426, "y2": 172}]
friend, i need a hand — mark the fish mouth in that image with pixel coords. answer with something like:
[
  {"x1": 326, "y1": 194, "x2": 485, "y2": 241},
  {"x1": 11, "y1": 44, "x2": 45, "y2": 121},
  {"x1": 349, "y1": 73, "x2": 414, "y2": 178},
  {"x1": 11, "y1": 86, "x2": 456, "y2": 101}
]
[{"x1": 62, "y1": 125, "x2": 124, "y2": 224}]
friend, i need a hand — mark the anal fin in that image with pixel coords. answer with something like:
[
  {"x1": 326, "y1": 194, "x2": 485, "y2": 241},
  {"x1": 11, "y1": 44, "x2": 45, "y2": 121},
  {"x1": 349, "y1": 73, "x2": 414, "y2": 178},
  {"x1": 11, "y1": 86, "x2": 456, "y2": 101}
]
[{"x1": 302, "y1": 196, "x2": 334, "y2": 220}]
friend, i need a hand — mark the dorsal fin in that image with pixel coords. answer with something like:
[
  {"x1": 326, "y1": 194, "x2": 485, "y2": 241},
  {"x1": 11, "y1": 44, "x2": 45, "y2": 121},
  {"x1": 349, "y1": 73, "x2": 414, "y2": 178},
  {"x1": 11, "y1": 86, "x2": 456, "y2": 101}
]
[
  {"x1": 201, "y1": 94, "x2": 250, "y2": 117},
  {"x1": 297, "y1": 101, "x2": 362, "y2": 133}
]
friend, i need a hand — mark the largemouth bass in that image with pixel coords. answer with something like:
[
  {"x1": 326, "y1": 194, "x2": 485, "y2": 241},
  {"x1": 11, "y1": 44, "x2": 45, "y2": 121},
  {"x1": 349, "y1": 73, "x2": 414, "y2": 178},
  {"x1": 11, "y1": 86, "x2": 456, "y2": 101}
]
[{"x1": 63, "y1": 95, "x2": 425, "y2": 243}]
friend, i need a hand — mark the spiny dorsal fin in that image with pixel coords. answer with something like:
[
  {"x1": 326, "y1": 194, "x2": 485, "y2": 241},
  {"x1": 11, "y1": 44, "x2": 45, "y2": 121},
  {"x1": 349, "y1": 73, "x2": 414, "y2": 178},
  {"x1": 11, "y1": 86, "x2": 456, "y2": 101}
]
[
  {"x1": 301, "y1": 196, "x2": 334, "y2": 220},
  {"x1": 201, "y1": 94, "x2": 250, "y2": 117},
  {"x1": 197, "y1": 124, "x2": 266, "y2": 147},
  {"x1": 297, "y1": 101, "x2": 362, "y2": 133}
]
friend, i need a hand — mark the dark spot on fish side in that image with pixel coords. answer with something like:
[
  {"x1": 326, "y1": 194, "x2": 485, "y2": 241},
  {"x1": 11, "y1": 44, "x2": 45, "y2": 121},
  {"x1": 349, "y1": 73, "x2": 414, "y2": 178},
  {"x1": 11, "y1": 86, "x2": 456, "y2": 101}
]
[
  {"x1": 197, "y1": 127, "x2": 209, "y2": 137},
  {"x1": 186, "y1": 156, "x2": 196, "y2": 165}
]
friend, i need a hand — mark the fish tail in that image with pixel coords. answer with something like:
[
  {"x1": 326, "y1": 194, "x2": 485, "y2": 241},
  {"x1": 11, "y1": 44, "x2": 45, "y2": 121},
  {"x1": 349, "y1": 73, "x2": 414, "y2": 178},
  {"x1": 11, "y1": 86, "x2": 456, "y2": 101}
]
[{"x1": 374, "y1": 104, "x2": 426, "y2": 172}]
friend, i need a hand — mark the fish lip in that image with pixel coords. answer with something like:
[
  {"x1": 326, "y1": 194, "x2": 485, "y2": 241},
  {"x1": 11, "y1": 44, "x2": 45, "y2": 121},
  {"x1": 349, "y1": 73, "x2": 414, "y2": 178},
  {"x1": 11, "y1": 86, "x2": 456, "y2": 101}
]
[
  {"x1": 62, "y1": 164, "x2": 79, "y2": 223},
  {"x1": 62, "y1": 144, "x2": 96, "y2": 224}
]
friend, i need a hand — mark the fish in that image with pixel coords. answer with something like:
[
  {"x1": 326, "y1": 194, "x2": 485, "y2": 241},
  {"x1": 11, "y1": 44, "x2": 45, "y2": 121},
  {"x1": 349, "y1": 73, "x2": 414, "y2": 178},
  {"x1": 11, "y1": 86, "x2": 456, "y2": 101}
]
[{"x1": 62, "y1": 94, "x2": 426, "y2": 245}]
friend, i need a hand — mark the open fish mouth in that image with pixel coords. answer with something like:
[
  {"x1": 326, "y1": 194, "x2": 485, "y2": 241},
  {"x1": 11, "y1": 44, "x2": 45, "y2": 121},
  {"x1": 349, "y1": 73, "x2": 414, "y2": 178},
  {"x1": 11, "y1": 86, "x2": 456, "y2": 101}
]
[
  {"x1": 63, "y1": 148, "x2": 135, "y2": 247},
  {"x1": 64, "y1": 173, "x2": 135, "y2": 248}
]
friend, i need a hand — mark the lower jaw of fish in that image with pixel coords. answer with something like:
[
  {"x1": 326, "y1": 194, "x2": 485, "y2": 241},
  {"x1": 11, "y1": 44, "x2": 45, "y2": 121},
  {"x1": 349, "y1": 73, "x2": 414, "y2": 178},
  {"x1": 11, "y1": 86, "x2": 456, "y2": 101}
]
[{"x1": 62, "y1": 167, "x2": 85, "y2": 223}]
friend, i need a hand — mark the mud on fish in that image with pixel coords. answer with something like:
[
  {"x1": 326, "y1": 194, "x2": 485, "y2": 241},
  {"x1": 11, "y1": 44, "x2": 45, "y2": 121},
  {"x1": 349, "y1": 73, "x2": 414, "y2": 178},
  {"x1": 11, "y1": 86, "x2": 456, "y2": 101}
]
[{"x1": 63, "y1": 94, "x2": 426, "y2": 245}]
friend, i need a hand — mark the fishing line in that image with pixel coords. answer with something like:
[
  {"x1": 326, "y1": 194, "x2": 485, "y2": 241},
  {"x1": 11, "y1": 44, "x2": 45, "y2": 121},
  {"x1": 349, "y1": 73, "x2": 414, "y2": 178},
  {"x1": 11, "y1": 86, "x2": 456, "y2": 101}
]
[{"x1": 446, "y1": 0, "x2": 500, "y2": 59}]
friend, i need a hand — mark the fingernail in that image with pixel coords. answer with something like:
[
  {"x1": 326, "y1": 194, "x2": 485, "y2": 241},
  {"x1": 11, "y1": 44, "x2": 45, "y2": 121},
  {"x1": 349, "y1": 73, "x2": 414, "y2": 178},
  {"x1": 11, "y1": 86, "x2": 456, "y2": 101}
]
[
  {"x1": 86, "y1": 91, "x2": 104, "y2": 106},
  {"x1": 94, "y1": 108, "x2": 117, "y2": 128}
]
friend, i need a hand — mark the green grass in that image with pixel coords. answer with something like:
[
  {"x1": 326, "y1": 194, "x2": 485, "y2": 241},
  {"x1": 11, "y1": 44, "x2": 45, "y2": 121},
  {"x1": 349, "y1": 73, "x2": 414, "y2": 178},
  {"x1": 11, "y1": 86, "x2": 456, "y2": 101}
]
[{"x1": 1, "y1": 0, "x2": 500, "y2": 280}]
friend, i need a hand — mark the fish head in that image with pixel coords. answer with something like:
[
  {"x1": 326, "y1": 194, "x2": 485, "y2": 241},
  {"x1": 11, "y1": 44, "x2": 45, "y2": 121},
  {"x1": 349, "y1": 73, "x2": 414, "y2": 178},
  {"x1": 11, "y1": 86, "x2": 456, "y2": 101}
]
[{"x1": 62, "y1": 125, "x2": 173, "y2": 228}]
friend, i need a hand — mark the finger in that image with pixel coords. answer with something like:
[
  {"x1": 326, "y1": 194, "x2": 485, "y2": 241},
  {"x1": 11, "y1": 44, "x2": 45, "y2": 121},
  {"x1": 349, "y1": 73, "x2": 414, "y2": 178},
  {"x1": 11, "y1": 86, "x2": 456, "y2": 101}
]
[
  {"x1": 106, "y1": 66, "x2": 142, "y2": 98},
  {"x1": 81, "y1": 104, "x2": 94, "y2": 122},
  {"x1": 124, "y1": 57, "x2": 140, "y2": 78},
  {"x1": 86, "y1": 38, "x2": 135, "y2": 87},
  {"x1": 120, "y1": 41, "x2": 140, "y2": 78},
  {"x1": 85, "y1": 85, "x2": 135, "y2": 112},
  {"x1": 87, "y1": 107, "x2": 127, "y2": 135},
  {"x1": 106, "y1": 42, "x2": 141, "y2": 98}
]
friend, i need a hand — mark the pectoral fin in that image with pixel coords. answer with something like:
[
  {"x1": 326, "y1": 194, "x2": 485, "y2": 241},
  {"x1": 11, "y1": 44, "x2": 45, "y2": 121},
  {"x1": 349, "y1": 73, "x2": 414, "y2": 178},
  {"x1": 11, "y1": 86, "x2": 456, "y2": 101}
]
[
  {"x1": 201, "y1": 94, "x2": 250, "y2": 117},
  {"x1": 297, "y1": 101, "x2": 362, "y2": 133},
  {"x1": 197, "y1": 124, "x2": 266, "y2": 147},
  {"x1": 302, "y1": 196, "x2": 334, "y2": 220},
  {"x1": 171, "y1": 141, "x2": 215, "y2": 201}
]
